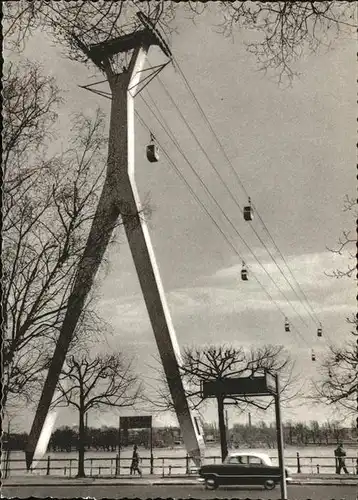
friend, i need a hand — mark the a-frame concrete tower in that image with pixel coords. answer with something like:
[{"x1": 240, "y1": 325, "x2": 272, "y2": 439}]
[{"x1": 25, "y1": 12, "x2": 205, "y2": 470}]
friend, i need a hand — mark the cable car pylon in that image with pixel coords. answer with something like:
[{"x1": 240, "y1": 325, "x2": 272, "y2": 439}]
[{"x1": 25, "y1": 12, "x2": 204, "y2": 471}]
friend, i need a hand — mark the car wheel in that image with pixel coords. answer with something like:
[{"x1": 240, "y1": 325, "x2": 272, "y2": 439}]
[
  {"x1": 264, "y1": 479, "x2": 276, "y2": 490},
  {"x1": 205, "y1": 477, "x2": 218, "y2": 490}
]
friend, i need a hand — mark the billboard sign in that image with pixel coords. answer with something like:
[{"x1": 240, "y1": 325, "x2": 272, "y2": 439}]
[
  {"x1": 202, "y1": 375, "x2": 277, "y2": 398},
  {"x1": 120, "y1": 416, "x2": 152, "y2": 429}
]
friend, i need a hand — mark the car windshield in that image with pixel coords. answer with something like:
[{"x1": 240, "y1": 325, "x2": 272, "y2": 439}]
[
  {"x1": 249, "y1": 456, "x2": 263, "y2": 466},
  {"x1": 224, "y1": 455, "x2": 248, "y2": 465},
  {"x1": 224, "y1": 454, "x2": 271, "y2": 466}
]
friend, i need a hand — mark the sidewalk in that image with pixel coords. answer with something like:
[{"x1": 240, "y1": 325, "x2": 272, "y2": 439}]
[{"x1": 3, "y1": 473, "x2": 357, "y2": 487}]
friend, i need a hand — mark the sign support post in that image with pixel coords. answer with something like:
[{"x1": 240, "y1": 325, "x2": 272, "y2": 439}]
[
  {"x1": 150, "y1": 425, "x2": 154, "y2": 474},
  {"x1": 117, "y1": 416, "x2": 121, "y2": 475},
  {"x1": 202, "y1": 372, "x2": 288, "y2": 498},
  {"x1": 275, "y1": 374, "x2": 287, "y2": 500}
]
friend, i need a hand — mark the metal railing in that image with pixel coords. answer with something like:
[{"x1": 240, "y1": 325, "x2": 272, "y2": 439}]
[{"x1": 2, "y1": 452, "x2": 358, "y2": 478}]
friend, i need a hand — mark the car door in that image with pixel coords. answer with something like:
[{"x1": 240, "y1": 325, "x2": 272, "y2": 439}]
[
  {"x1": 223, "y1": 455, "x2": 249, "y2": 485},
  {"x1": 248, "y1": 455, "x2": 279, "y2": 485},
  {"x1": 246, "y1": 455, "x2": 266, "y2": 486}
]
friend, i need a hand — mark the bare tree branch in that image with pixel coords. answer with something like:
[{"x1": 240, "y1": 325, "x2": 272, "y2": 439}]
[
  {"x1": 53, "y1": 351, "x2": 141, "y2": 477},
  {"x1": 325, "y1": 196, "x2": 356, "y2": 279},
  {"x1": 3, "y1": 1, "x2": 355, "y2": 82},
  {"x1": 215, "y1": 1, "x2": 356, "y2": 83},
  {"x1": 312, "y1": 194, "x2": 357, "y2": 414},
  {"x1": 144, "y1": 344, "x2": 297, "y2": 460},
  {"x1": 309, "y1": 335, "x2": 358, "y2": 415},
  {"x1": 2, "y1": 61, "x2": 111, "y2": 410}
]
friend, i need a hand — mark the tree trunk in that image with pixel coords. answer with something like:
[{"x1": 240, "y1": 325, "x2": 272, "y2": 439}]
[
  {"x1": 77, "y1": 407, "x2": 86, "y2": 477},
  {"x1": 217, "y1": 396, "x2": 228, "y2": 461},
  {"x1": 288, "y1": 425, "x2": 293, "y2": 446}
]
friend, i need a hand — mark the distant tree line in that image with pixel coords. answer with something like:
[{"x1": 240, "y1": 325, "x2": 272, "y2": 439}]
[
  {"x1": 205, "y1": 420, "x2": 355, "y2": 448},
  {"x1": 2, "y1": 425, "x2": 181, "y2": 452},
  {"x1": 4, "y1": 420, "x2": 355, "y2": 452}
]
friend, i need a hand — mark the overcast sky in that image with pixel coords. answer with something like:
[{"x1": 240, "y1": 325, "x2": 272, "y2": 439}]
[{"x1": 10, "y1": 4, "x2": 356, "y2": 431}]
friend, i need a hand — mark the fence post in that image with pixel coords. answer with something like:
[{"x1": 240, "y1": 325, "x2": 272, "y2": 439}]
[
  {"x1": 168, "y1": 465, "x2": 172, "y2": 476},
  {"x1": 46, "y1": 455, "x2": 51, "y2": 475},
  {"x1": 90, "y1": 458, "x2": 93, "y2": 476},
  {"x1": 5, "y1": 449, "x2": 11, "y2": 479},
  {"x1": 150, "y1": 453, "x2": 154, "y2": 475},
  {"x1": 316, "y1": 464, "x2": 319, "y2": 474},
  {"x1": 161, "y1": 458, "x2": 165, "y2": 478},
  {"x1": 185, "y1": 454, "x2": 189, "y2": 474},
  {"x1": 296, "y1": 452, "x2": 301, "y2": 473},
  {"x1": 69, "y1": 459, "x2": 72, "y2": 477}
]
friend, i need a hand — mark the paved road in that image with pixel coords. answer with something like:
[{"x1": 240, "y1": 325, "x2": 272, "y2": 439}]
[{"x1": 2, "y1": 484, "x2": 357, "y2": 499}]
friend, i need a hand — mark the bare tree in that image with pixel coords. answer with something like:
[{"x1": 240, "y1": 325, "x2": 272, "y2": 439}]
[
  {"x1": 3, "y1": 1, "x2": 176, "y2": 70},
  {"x1": 310, "y1": 341, "x2": 358, "y2": 415},
  {"x1": 52, "y1": 351, "x2": 142, "y2": 478},
  {"x1": 309, "y1": 420, "x2": 322, "y2": 445},
  {"x1": 147, "y1": 344, "x2": 297, "y2": 460},
  {"x1": 2, "y1": 60, "x2": 110, "y2": 410},
  {"x1": 325, "y1": 195, "x2": 356, "y2": 279},
  {"x1": 214, "y1": 1, "x2": 356, "y2": 82},
  {"x1": 2, "y1": 60, "x2": 62, "y2": 176},
  {"x1": 3, "y1": 1, "x2": 355, "y2": 82},
  {"x1": 310, "y1": 196, "x2": 357, "y2": 414}
]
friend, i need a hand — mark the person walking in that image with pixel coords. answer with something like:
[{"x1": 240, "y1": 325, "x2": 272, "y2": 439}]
[
  {"x1": 130, "y1": 444, "x2": 142, "y2": 476},
  {"x1": 334, "y1": 443, "x2": 349, "y2": 474}
]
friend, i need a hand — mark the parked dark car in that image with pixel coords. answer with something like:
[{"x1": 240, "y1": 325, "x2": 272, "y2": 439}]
[{"x1": 198, "y1": 451, "x2": 292, "y2": 490}]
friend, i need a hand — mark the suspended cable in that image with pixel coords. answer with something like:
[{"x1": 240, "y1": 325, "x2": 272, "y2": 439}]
[
  {"x1": 135, "y1": 102, "x2": 310, "y2": 348},
  {"x1": 135, "y1": 109, "x2": 309, "y2": 347},
  {"x1": 143, "y1": 80, "x2": 311, "y2": 330},
  {"x1": 170, "y1": 57, "x2": 336, "y2": 347},
  {"x1": 170, "y1": 56, "x2": 323, "y2": 328}
]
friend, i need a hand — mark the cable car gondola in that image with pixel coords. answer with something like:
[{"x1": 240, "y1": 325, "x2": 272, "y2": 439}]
[
  {"x1": 241, "y1": 262, "x2": 248, "y2": 281},
  {"x1": 243, "y1": 197, "x2": 253, "y2": 221},
  {"x1": 311, "y1": 350, "x2": 316, "y2": 362},
  {"x1": 146, "y1": 133, "x2": 159, "y2": 163},
  {"x1": 284, "y1": 318, "x2": 290, "y2": 332},
  {"x1": 317, "y1": 324, "x2": 322, "y2": 337}
]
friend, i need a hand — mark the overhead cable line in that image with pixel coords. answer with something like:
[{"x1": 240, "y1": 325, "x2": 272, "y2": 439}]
[
  {"x1": 170, "y1": 56, "x2": 323, "y2": 328},
  {"x1": 154, "y1": 72, "x2": 312, "y2": 329},
  {"x1": 170, "y1": 56, "x2": 333, "y2": 347},
  {"x1": 135, "y1": 109, "x2": 311, "y2": 348},
  {"x1": 146, "y1": 78, "x2": 311, "y2": 330},
  {"x1": 136, "y1": 100, "x2": 309, "y2": 348}
]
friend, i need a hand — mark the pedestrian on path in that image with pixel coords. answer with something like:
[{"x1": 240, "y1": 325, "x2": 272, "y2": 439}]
[
  {"x1": 334, "y1": 443, "x2": 349, "y2": 474},
  {"x1": 130, "y1": 445, "x2": 142, "y2": 476}
]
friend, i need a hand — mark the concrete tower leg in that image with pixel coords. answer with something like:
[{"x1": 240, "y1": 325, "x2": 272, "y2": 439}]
[{"x1": 25, "y1": 44, "x2": 204, "y2": 470}]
